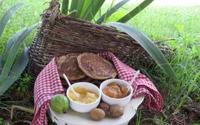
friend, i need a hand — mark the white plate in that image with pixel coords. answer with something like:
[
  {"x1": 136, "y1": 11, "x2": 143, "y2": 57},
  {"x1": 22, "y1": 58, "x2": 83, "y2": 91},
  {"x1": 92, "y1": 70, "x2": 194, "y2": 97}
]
[{"x1": 49, "y1": 96, "x2": 144, "y2": 125}]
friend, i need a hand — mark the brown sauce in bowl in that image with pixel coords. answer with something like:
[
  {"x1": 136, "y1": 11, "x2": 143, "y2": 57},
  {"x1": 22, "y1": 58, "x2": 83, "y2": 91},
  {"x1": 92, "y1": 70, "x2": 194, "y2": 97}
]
[{"x1": 102, "y1": 83, "x2": 129, "y2": 98}]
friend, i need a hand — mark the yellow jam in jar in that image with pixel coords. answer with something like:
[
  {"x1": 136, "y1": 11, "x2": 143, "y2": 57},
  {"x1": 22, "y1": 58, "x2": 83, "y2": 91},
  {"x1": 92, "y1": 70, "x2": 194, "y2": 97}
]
[{"x1": 68, "y1": 87, "x2": 98, "y2": 104}]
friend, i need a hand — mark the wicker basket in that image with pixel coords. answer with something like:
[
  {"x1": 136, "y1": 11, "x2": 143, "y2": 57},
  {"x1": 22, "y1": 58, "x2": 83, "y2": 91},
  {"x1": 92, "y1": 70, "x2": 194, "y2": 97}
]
[{"x1": 29, "y1": 0, "x2": 169, "y2": 77}]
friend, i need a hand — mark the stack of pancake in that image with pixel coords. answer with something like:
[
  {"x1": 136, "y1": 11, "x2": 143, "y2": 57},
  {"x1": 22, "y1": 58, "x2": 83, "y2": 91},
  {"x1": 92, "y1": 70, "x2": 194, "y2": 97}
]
[{"x1": 56, "y1": 53, "x2": 117, "y2": 87}]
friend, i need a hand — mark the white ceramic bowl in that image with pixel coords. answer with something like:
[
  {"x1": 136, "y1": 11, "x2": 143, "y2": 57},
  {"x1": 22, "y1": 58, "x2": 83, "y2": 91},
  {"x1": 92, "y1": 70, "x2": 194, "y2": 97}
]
[
  {"x1": 100, "y1": 79, "x2": 133, "y2": 106},
  {"x1": 66, "y1": 82, "x2": 101, "y2": 113}
]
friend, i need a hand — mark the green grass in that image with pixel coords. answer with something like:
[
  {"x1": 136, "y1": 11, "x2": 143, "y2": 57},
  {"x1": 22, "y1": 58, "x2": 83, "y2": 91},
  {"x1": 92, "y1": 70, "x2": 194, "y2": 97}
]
[
  {"x1": 0, "y1": 0, "x2": 50, "y2": 52},
  {"x1": 108, "y1": 5, "x2": 200, "y2": 40},
  {"x1": 0, "y1": 0, "x2": 200, "y2": 124}
]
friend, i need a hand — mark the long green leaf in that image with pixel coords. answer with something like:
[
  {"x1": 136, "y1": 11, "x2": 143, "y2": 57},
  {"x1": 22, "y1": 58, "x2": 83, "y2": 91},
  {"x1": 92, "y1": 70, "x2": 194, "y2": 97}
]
[
  {"x1": 61, "y1": 0, "x2": 69, "y2": 15},
  {"x1": 0, "y1": 56, "x2": 2, "y2": 72},
  {"x1": 70, "y1": 0, "x2": 86, "y2": 17},
  {"x1": 0, "y1": 0, "x2": 3, "y2": 6},
  {"x1": 69, "y1": 0, "x2": 78, "y2": 11},
  {"x1": 118, "y1": 0, "x2": 153, "y2": 23},
  {"x1": 0, "y1": 24, "x2": 36, "y2": 81},
  {"x1": 79, "y1": 0, "x2": 93, "y2": 18},
  {"x1": 107, "y1": 22, "x2": 176, "y2": 80},
  {"x1": 96, "y1": 0, "x2": 130, "y2": 24},
  {"x1": 89, "y1": 0, "x2": 105, "y2": 21},
  {"x1": 1, "y1": 23, "x2": 38, "y2": 64},
  {"x1": 69, "y1": 0, "x2": 79, "y2": 17},
  {"x1": 0, "y1": 48, "x2": 29, "y2": 96},
  {"x1": 1, "y1": 29, "x2": 24, "y2": 63},
  {"x1": 76, "y1": 0, "x2": 86, "y2": 17},
  {"x1": 0, "y1": 3, "x2": 23, "y2": 37},
  {"x1": 83, "y1": 0, "x2": 105, "y2": 21},
  {"x1": 0, "y1": 28, "x2": 26, "y2": 81}
]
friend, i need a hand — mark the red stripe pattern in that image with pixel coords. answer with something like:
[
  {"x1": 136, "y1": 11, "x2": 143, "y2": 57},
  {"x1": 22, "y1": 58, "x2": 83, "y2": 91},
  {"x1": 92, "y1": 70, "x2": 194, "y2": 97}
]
[
  {"x1": 31, "y1": 52, "x2": 163, "y2": 125},
  {"x1": 100, "y1": 52, "x2": 163, "y2": 111},
  {"x1": 31, "y1": 58, "x2": 64, "y2": 125}
]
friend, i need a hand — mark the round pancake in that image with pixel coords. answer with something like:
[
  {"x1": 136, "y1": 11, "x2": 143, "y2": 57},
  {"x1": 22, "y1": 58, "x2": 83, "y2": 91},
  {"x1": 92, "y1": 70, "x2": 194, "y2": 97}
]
[
  {"x1": 56, "y1": 53, "x2": 86, "y2": 81},
  {"x1": 77, "y1": 53, "x2": 117, "y2": 80}
]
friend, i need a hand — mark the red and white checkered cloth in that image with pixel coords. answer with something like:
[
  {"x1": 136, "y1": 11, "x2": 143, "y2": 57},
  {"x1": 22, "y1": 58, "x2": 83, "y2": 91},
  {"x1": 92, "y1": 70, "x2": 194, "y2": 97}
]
[{"x1": 31, "y1": 52, "x2": 163, "y2": 125}]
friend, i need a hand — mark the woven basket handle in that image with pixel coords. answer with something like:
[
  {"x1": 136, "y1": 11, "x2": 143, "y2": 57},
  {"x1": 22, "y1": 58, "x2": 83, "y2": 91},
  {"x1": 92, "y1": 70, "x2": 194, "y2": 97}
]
[{"x1": 42, "y1": 0, "x2": 60, "y2": 25}]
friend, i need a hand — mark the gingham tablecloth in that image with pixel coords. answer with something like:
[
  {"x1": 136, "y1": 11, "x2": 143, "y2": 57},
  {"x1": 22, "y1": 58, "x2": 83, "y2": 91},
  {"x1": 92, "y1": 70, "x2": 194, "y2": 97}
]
[{"x1": 31, "y1": 52, "x2": 163, "y2": 125}]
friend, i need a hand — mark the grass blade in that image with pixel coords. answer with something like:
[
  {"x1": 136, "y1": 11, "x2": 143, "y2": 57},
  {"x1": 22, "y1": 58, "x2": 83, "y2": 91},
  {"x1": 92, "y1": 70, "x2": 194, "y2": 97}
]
[
  {"x1": 118, "y1": 0, "x2": 153, "y2": 23},
  {"x1": 61, "y1": 0, "x2": 69, "y2": 15},
  {"x1": 96, "y1": 0, "x2": 130, "y2": 24},
  {"x1": 0, "y1": 48, "x2": 29, "y2": 96},
  {"x1": 0, "y1": 3, "x2": 23, "y2": 37},
  {"x1": 107, "y1": 22, "x2": 177, "y2": 80}
]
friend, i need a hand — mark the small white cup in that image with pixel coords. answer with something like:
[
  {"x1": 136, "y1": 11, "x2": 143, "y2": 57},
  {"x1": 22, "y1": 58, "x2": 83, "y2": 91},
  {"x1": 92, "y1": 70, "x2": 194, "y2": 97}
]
[
  {"x1": 66, "y1": 82, "x2": 101, "y2": 113},
  {"x1": 100, "y1": 79, "x2": 133, "y2": 106}
]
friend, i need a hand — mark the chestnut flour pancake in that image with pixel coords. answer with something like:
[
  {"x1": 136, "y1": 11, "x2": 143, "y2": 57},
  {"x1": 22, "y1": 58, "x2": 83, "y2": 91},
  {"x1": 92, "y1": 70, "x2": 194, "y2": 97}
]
[
  {"x1": 56, "y1": 53, "x2": 85, "y2": 81},
  {"x1": 77, "y1": 53, "x2": 117, "y2": 80}
]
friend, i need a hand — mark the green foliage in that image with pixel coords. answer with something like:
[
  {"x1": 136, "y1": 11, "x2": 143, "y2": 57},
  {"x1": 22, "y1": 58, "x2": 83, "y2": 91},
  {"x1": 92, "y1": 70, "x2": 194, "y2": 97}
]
[
  {"x1": 0, "y1": 117, "x2": 10, "y2": 125},
  {"x1": 61, "y1": 0, "x2": 153, "y2": 23},
  {"x1": 14, "y1": 73, "x2": 32, "y2": 93},
  {"x1": 135, "y1": 110, "x2": 141, "y2": 125},
  {"x1": 117, "y1": 0, "x2": 153, "y2": 23},
  {"x1": 61, "y1": 0, "x2": 68, "y2": 15},
  {"x1": 0, "y1": 3, "x2": 23, "y2": 37},
  {"x1": 0, "y1": 0, "x2": 48, "y2": 50},
  {"x1": 96, "y1": 0, "x2": 130, "y2": 24},
  {"x1": 107, "y1": 22, "x2": 176, "y2": 81},
  {"x1": 0, "y1": 3, "x2": 36, "y2": 96},
  {"x1": 0, "y1": 0, "x2": 3, "y2": 6},
  {"x1": 168, "y1": 32, "x2": 200, "y2": 108}
]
